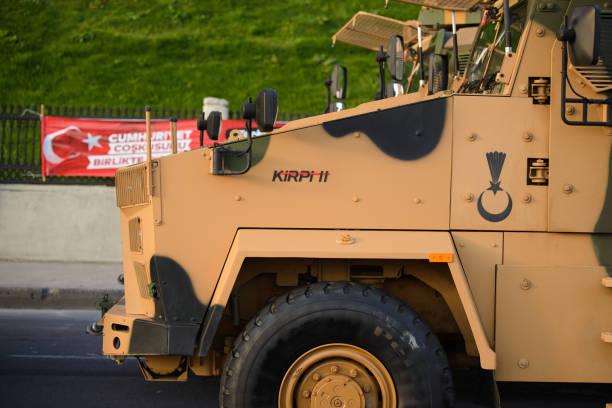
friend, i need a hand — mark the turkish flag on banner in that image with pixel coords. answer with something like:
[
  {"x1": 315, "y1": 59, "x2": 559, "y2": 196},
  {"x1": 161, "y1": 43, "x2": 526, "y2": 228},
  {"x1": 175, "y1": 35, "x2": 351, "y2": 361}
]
[{"x1": 41, "y1": 116, "x2": 279, "y2": 177}]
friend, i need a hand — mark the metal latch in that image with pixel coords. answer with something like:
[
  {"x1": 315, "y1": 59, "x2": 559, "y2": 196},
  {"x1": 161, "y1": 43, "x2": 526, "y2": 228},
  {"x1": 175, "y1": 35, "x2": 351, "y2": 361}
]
[
  {"x1": 527, "y1": 158, "x2": 549, "y2": 185},
  {"x1": 528, "y1": 77, "x2": 551, "y2": 105}
]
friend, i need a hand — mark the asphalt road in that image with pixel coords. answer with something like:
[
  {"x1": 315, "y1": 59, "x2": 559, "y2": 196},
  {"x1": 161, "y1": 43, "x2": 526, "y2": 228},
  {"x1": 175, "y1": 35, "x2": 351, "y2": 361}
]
[{"x1": 0, "y1": 309, "x2": 609, "y2": 408}]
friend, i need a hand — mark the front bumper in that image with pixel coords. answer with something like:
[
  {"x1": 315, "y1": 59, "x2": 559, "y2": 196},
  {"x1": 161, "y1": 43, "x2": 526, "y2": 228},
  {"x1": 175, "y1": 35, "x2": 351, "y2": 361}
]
[{"x1": 102, "y1": 299, "x2": 200, "y2": 356}]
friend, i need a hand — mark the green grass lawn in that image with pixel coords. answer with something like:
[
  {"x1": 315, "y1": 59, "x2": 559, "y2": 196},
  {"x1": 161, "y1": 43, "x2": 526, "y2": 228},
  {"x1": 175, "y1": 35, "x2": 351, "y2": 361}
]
[{"x1": 0, "y1": 0, "x2": 419, "y2": 114}]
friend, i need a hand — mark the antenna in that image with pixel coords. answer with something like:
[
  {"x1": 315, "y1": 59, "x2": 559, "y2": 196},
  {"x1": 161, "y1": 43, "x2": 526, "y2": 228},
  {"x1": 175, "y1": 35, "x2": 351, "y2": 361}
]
[
  {"x1": 452, "y1": 12, "x2": 460, "y2": 77},
  {"x1": 503, "y1": 0, "x2": 512, "y2": 55},
  {"x1": 376, "y1": 46, "x2": 387, "y2": 99},
  {"x1": 417, "y1": 25, "x2": 425, "y2": 87}
]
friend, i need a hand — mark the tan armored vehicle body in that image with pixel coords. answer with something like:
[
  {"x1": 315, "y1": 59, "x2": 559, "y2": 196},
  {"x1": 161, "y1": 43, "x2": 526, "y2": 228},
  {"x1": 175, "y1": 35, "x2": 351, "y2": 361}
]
[{"x1": 101, "y1": 0, "x2": 612, "y2": 406}]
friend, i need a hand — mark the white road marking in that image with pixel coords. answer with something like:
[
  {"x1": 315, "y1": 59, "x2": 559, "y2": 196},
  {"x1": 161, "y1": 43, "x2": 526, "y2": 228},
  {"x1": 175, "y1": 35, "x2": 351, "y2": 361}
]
[{"x1": 9, "y1": 354, "x2": 104, "y2": 360}]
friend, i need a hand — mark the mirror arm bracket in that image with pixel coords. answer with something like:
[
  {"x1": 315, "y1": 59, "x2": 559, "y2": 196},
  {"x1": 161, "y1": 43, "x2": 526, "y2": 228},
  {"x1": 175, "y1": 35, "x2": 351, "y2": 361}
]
[
  {"x1": 559, "y1": 33, "x2": 612, "y2": 127},
  {"x1": 212, "y1": 119, "x2": 254, "y2": 175}
]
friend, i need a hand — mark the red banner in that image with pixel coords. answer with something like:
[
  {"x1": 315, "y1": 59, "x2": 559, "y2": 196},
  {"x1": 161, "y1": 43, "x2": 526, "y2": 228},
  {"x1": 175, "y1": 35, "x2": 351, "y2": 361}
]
[{"x1": 41, "y1": 116, "x2": 276, "y2": 177}]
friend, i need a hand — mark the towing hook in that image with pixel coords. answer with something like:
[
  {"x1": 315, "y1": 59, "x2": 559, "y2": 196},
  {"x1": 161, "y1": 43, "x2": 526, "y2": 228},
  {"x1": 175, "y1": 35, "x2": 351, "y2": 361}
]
[
  {"x1": 86, "y1": 322, "x2": 103, "y2": 336},
  {"x1": 117, "y1": 273, "x2": 124, "y2": 285}
]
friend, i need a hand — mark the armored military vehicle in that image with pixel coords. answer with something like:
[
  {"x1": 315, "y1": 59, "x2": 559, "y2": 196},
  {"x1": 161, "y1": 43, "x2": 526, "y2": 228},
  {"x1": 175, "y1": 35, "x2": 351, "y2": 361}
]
[{"x1": 99, "y1": 0, "x2": 612, "y2": 406}]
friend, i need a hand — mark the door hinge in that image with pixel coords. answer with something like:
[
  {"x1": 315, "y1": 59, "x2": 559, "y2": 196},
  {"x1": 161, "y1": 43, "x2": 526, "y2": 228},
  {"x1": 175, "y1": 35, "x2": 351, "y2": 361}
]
[
  {"x1": 528, "y1": 77, "x2": 551, "y2": 105},
  {"x1": 527, "y1": 158, "x2": 549, "y2": 185}
]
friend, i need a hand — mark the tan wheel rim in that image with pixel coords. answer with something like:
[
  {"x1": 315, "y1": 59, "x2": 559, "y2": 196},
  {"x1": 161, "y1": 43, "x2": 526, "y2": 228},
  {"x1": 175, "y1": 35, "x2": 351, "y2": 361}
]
[{"x1": 278, "y1": 343, "x2": 397, "y2": 408}]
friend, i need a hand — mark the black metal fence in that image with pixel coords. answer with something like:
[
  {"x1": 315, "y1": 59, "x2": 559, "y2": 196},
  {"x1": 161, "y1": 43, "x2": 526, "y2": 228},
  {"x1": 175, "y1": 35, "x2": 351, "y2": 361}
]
[{"x1": 0, "y1": 104, "x2": 312, "y2": 185}]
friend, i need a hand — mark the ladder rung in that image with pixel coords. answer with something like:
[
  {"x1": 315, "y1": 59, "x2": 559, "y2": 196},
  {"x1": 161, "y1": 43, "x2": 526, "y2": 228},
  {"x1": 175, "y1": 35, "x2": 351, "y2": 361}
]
[
  {"x1": 602, "y1": 277, "x2": 612, "y2": 288},
  {"x1": 602, "y1": 332, "x2": 612, "y2": 343}
]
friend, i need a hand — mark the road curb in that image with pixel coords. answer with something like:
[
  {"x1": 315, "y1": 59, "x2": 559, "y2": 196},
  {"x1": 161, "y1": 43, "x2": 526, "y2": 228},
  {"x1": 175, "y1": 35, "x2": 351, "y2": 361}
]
[{"x1": 0, "y1": 287, "x2": 123, "y2": 309}]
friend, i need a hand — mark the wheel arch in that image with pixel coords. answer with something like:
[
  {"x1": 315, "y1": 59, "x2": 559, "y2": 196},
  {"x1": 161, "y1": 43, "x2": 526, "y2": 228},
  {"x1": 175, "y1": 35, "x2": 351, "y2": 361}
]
[{"x1": 196, "y1": 228, "x2": 495, "y2": 370}]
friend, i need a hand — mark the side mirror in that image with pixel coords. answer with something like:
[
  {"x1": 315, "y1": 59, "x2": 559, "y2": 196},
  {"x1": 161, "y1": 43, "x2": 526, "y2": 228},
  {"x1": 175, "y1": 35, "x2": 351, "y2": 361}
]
[
  {"x1": 254, "y1": 88, "x2": 278, "y2": 132},
  {"x1": 568, "y1": 5, "x2": 600, "y2": 66},
  {"x1": 331, "y1": 65, "x2": 347, "y2": 100},
  {"x1": 206, "y1": 111, "x2": 221, "y2": 141},
  {"x1": 197, "y1": 110, "x2": 222, "y2": 145},
  {"x1": 387, "y1": 34, "x2": 404, "y2": 81}
]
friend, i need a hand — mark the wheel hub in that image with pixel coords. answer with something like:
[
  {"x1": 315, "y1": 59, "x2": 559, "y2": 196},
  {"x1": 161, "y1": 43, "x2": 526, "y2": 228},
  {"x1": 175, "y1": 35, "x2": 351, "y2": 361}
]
[
  {"x1": 278, "y1": 343, "x2": 396, "y2": 408},
  {"x1": 311, "y1": 374, "x2": 363, "y2": 408}
]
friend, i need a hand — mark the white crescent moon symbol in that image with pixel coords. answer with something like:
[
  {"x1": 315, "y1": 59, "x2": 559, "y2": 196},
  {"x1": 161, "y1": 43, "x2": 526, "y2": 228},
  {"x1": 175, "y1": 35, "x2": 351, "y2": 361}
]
[{"x1": 43, "y1": 126, "x2": 82, "y2": 164}]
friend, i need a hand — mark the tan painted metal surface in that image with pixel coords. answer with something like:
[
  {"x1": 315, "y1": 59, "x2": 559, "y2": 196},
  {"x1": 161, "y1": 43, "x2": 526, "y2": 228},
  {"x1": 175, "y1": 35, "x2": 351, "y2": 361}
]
[
  {"x1": 451, "y1": 95, "x2": 549, "y2": 231},
  {"x1": 208, "y1": 228, "x2": 495, "y2": 369},
  {"x1": 496, "y1": 264, "x2": 612, "y2": 382},
  {"x1": 549, "y1": 41, "x2": 612, "y2": 233},
  {"x1": 452, "y1": 231, "x2": 502, "y2": 345}
]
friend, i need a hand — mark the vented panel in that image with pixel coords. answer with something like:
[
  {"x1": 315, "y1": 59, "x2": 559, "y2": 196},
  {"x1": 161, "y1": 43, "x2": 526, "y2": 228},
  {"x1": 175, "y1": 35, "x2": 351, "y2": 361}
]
[
  {"x1": 133, "y1": 262, "x2": 150, "y2": 299},
  {"x1": 573, "y1": 60, "x2": 612, "y2": 93},
  {"x1": 391, "y1": 0, "x2": 480, "y2": 12},
  {"x1": 458, "y1": 53, "x2": 470, "y2": 75},
  {"x1": 116, "y1": 164, "x2": 148, "y2": 208},
  {"x1": 128, "y1": 217, "x2": 142, "y2": 253},
  {"x1": 600, "y1": 11, "x2": 612, "y2": 71},
  {"x1": 332, "y1": 12, "x2": 419, "y2": 51}
]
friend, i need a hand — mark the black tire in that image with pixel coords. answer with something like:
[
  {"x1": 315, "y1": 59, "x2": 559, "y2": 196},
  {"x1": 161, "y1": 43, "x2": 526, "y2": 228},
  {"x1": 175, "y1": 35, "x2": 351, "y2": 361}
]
[{"x1": 219, "y1": 281, "x2": 454, "y2": 408}]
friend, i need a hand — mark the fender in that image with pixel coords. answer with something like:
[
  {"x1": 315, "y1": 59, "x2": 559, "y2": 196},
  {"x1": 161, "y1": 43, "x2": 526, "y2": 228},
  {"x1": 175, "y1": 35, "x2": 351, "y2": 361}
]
[{"x1": 196, "y1": 228, "x2": 496, "y2": 369}]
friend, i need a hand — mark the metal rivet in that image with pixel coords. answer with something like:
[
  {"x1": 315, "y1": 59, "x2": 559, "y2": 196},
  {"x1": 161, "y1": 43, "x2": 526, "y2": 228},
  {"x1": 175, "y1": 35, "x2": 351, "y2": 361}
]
[
  {"x1": 354, "y1": 132, "x2": 361, "y2": 138},
  {"x1": 349, "y1": 369, "x2": 358, "y2": 378},
  {"x1": 312, "y1": 373, "x2": 321, "y2": 381},
  {"x1": 520, "y1": 278, "x2": 531, "y2": 290},
  {"x1": 466, "y1": 132, "x2": 477, "y2": 141},
  {"x1": 566, "y1": 106, "x2": 576, "y2": 116},
  {"x1": 413, "y1": 197, "x2": 422, "y2": 204},
  {"x1": 234, "y1": 195, "x2": 242, "y2": 201},
  {"x1": 519, "y1": 84, "x2": 528, "y2": 94},
  {"x1": 463, "y1": 193, "x2": 474, "y2": 202},
  {"x1": 302, "y1": 390, "x2": 310, "y2": 398},
  {"x1": 457, "y1": 242, "x2": 465, "y2": 247},
  {"x1": 562, "y1": 184, "x2": 574, "y2": 194},
  {"x1": 491, "y1": 243, "x2": 498, "y2": 248},
  {"x1": 535, "y1": 26, "x2": 545, "y2": 37},
  {"x1": 522, "y1": 131, "x2": 533, "y2": 142},
  {"x1": 518, "y1": 358, "x2": 530, "y2": 369},
  {"x1": 154, "y1": 219, "x2": 161, "y2": 223},
  {"x1": 330, "y1": 365, "x2": 338, "y2": 374},
  {"x1": 363, "y1": 384, "x2": 371, "y2": 393},
  {"x1": 352, "y1": 196, "x2": 360, "y2": 203},
  {"x1": 521, "y1": 193, "x2": 532, "y2": 204}
]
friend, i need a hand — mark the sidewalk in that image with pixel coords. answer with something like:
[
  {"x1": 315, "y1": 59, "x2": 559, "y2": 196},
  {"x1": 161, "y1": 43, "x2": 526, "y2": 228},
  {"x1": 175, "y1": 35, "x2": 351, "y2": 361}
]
[{"x1": 0, "y1": 261, "x2": 123, "y2": 309}]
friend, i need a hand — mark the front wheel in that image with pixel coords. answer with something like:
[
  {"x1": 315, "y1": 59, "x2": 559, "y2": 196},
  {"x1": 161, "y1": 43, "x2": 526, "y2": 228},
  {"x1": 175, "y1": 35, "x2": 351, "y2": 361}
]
[{"x1": 220, "y1": 282, "x2": 454, "y2": 407}]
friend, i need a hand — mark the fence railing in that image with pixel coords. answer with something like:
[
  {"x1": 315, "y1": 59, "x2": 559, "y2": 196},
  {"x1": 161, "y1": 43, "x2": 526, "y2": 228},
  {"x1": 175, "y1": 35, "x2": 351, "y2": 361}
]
[{"x1": 0, "y1": 104, "x2": 313, "y2": 185}]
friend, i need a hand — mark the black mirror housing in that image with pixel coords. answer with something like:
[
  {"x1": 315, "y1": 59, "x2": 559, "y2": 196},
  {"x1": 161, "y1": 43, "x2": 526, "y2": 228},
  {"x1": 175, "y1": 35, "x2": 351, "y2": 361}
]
[
  {"x1": 568, "y1": 5, "x2": 600, "y2": 66},
  {"x1": 331, "y1": 65, "x2": 347, "y2": 100},
  {"x1": 387, "y1": 34, "x2": 404, "y2": 81},
  {"x1": 255, "y1": 88, "x2": 278, "y2": 132},
  {"x1": 206, "y1": 111, "x2": 221, "y2": 141}
]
